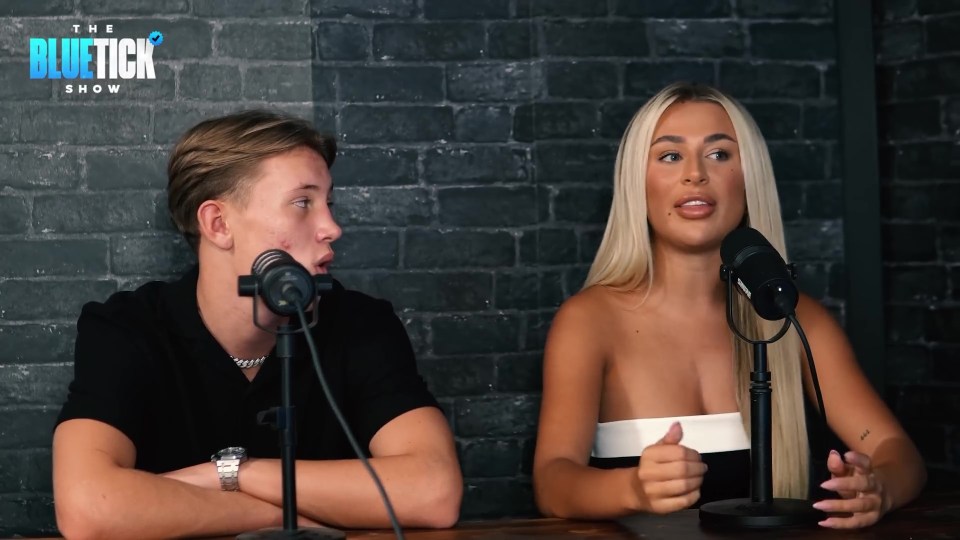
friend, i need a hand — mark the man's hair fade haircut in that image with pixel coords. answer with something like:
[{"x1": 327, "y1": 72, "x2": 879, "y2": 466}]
[{"x1": 166, "y1": 109, "x2": 337, "y2": 251}]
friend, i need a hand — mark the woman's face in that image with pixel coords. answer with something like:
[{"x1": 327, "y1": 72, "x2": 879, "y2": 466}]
[{"x1": 645, "y1": 100, "x2": 747, "y2": 253}]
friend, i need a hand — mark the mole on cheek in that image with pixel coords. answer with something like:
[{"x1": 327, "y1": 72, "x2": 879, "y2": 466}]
[{"x1": 280, "y1": 239, "x2": 292, "y2": 250}]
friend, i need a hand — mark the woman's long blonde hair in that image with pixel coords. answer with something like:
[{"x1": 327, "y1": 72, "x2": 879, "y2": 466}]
[{"x1": 584, "y1": 82, "x2": 809, "y2": 498}]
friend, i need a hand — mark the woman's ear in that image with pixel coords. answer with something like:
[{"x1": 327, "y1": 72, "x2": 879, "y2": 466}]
[{"x1": 196, "y1": 200, "x2": 234, "y2": 251}]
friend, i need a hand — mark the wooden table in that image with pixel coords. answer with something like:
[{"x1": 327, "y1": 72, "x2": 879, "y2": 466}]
[{"x1": 14, "y1": 492, "x2": 959, "y2": 539}]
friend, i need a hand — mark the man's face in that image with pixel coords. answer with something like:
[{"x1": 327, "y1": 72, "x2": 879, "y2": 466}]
[{"x1": 223, "y1": 146, "x2": 341, "y2": 277}]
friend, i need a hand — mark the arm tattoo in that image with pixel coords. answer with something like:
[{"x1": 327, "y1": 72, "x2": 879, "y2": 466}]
[{"x1": 860, "y1": 429, "x2": 871, "y2": 441}]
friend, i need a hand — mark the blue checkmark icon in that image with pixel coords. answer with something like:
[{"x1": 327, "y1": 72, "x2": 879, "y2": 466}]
[{"x1": 148, "y1": 30, "x2": 163, "y2": 46}]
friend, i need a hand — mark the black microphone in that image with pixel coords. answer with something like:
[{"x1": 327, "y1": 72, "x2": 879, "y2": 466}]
[
  {"x1": 719, "y1": 227, "x2": 798, "y2": 321},
  {"x1": 238, "y1": 249, "x2": 317, "y2": 316}
]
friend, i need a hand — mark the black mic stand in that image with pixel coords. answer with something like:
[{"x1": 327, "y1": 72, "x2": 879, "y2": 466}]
[
  {"x1": 238, "y1": 278, "x2": 344, "y2": 540},
  {"x1": 698, "y1": 266, "x2": 823, "y2": 529}
]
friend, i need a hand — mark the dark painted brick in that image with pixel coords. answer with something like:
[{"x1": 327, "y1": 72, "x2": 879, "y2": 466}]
[
  {"x1": 488, "y1": 22, "x2": 536, "y2": 59},
  {"x1": 545, "y1": 61, "x2": 618, "y2": 99},
  {"x1": 0, "y1": 240, "x2": 108, "y2": 278},
  {"x1": 0, "y1": 280, "x2": 117, "y2": 320},
  {"x1": 0, "y1": 449, "x2": 51, "y2": 493},
  {"x1": 423, "y1": 146, "x2": 529, "y2": 184},
  {"x1": 750, "y1": 23, "x2": 835, "y2": 61},
  {"x1": 459, "y1": 438, "x2": 523, "y2": 477},
  {"x1": 600, "y1": 100, "x2": 645, "y2": 139},
  {"x1": 804, "y1": 181, "x2": 843, "y2": 219},
  {"x1": 779, "y1": 183, "x2": 803, "y2": 220},
  {"x1": 85, "y1": 149, "x2": 166, "y2": 191},
  {"x1": 219, "y1": 23, "x2": 312, "y2": 60},
  {"x1": 944, "y1": 226, "x2": 960, "y2": 263},
  {"x1": 947, "y1": 98, "x2": 960, "y2": 139},
  {"x1": 745, "y1": 102, "x2": 801, "y2": 140},
  {"x1": 928, "y1": 14, "x2": 960, "y2": 53},
  {"x1": 315, "y1": 22, "x2": 369, "y2": 60},
  {"x1": 878, "y1": 101, "x2": 942, "y2": 141},
  {"x1": 934, "y1": 182, "x2": 960, "y2": 220},
  {"x1": 34, "y1": 192, "x2": 159, "y2": 233},
  {"x1": 54, "y1": 66, "x2": 175, "y2": 102},
  {"x1": 824, "y1": 64, "x2": 840, "y2": 99},
  {"x1": 553, "y1": 186, "x2": 612, "y2": 224},
  {"x1": 919, "y1": 0, "x2": 960, "y2": 14},
  {"x1": 333, "y1": 187, "x2": 432, "y2": 226},
  {"x1": 439, "y1": 186, "x2": 537, "y2": 227},
  {"x1": 651, "y1": 21, "x2": 744, "y2": 58},
  {"x1": 803, "y1": 103, "x2": 839, "y2": 139},
  {"x1": 111, "y1": 235, "x2": 195, "y2": 276},
  {"x1": 0, "y1": 105, "x2": 20, "y2": 142},
  {"x1": 895, "y1": 385, "x2": 960, "y2": 428},
  {"x1": 896, "y1": 142, "x2": 960, "y2": 179},
  {"x1": 0, "y1": 149, "x2": 79, "y2": 190},
  {"x1": 534, "y1": 142, "x2": 617, "y2": 184},
  {"x1": 419, "y1": 357, "x2": 495, "y2": 397},
  {"x1": 883, "y1": 223, "x2": 938, "y2": 262},
  {"x1": 0, "y1": 495, "x2": 55, "y2": 537},
  {"x1": 784, "y1": 220, "x2": 843, "y2": 261},
  {"x1": 461, "y1": 478, "x2": 536, "y2": 519},
  {"x1": 401, "y1": 315, "x2": 428, "y2": 357},
  {"x1": 538, "y1": 271, "x2": 566, "y2": 310},
  {"x1": 0, "y1": 364, "x2": 73, "y2": 406},
  {"x1": 737, "y1": 0, "x2": 831, "y2": 17},
  {"x1": 903, "y1": 421, "x2": 948, "y2": 463},
  {"x1": 931, "y1": 346, "x2": 960, "y2": 381},
  {"x1": 895, "y1": 58, "x2": 960, "y2": 99},
  {"x1": 406, "y1": 230, "x2": 515, "y2": 268},
  {"x1": 495, "y1": 271, "x2": 538, "y2": 309},
  {"x1": 0, "y1": 324, "x2": 75, "y2": 364},
  {"x1": 333, "y1": 148, "x2": 417, "y2": 186},
  {"x1": 882, "y1": 183, "x2": 932, "y2": 220},
  {"x1": 886, "y1": 265, "x2": 947, "y2": 303},
  {"x1": 769, "y1": 143, "x2": 829, "y2": 181},
  {"x1": 454, "y1": 106, "x2": 514, "y2": 142},
  {"x1": 368, "y1": 271, "x2": 492, "y2": 312},
  {"x1": 455, "y1": 394, "x2": 538, "y2": 436},
  {"x1": 615, "y1": 0, "x2": 729, "y2": 16},
  {"x1": 720, "y1": 62, "x2": 821, "y2": 99},
  {"x1": 180, "y1": 64, "x2": 241, "y2": 101},
  {"x1": 795, "y1": 263, "x2": 830, "y2": 298},
  {"x1": 154, "y1": 104, "x2": 236, "y2": 144},
  {"x1": 94, "y1": 18, "x2": 212, "y2": 60},
  {"x1": 311, "y1": 0, "x2": 417, "y2": 17},
  {"x1": 21, "y1": 105, "x2": 149, "y2": 145},
  {"x1": 530, "y1": 228, "x2": 575, "y2": 266},
  {"x1": 543, "y1": 21, "x2": 647, "y2": 57},
  {"x1": 624, "y1": 61, "x2": 715, "y2": 98},
  {"x1": 886, "y1": 305, "x2": 927, "y2": 343},
  {"x1": 340, "y1": 105, "x2": 453, "y2": 143},
  {"x1": 926, "y1": 307, "x2": 960, "y2": 343},
  {"x1": 523, "y1": 310, "x2": 552, "y2": 350},
  {"x1": 339, "y1": 66, "x2": 443, "y2": 103},
  {"x1": 333, "y1": 230, "x2": 398, "y2": 269},
  {"x1": 0, "y1": 196, "x2": 28, "y2": 234},
  {"x1": 876, "y1": 0, "x2": 918, "y2": 21},
  {"x1": 496, "y1": 352, "x2": 542, "y2": 392},
  {"x1": 245, "y1": 65, "x2": 314, "y2": 102},
  {"x1": 876, "y1": 21, "x2": 923, "y2": 62},
  {"x1": 886, "y1": 345, "x2": 930, "y2": 384},
  {"x1": 0, "y1": 64, "x2": 51, "y2": 100},
  {"x1": 0, "y1": 407, "x2": 58, "y2": 449},
  {"x1": 80, "y1": 0, "x2": 188, "y2": 13},
  {"x1": 521, "y1": 0, "x2": 607, "y2": 17},
  {"x1": 0, "y1": 0, "x2": 70, "y2": 15},
  {"x1": 434, "y1": 314, "x2": 521, "y2": 355},
  {"x1": 579, "y1": 228, "x2": 605, "y2": 263},
  {"x1": 424, "y1": 0, "x2": 509, "y2": 19},
  {"x1": 514, "y1": 102, "x2": 599, "y2": 141},
  {"x1": 374, "y1": 23, "x2": 484, "y2": 60},
  {"x1": 194, "y1": 0, "x2": 304, "y2": 15},
  {"x1": 447, "y1": 63, "x2": 541, "y2": 102}
]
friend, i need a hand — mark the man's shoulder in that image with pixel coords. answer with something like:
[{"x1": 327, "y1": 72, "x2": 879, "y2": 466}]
[{"x1": 78, "y1": 278, "x2": 173, "y2": 334}]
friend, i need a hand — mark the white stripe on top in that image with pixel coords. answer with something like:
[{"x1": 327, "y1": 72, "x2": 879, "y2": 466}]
[{"x1": 592, "y1": 412, "x2": 750, "y2": 458}]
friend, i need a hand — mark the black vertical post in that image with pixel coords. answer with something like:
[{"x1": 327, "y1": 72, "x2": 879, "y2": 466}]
[
  {"x1": 750, "y1": 341, "x2": 773, "y2": 504},
  {"x1": 276, "y1": 326, "x2": 298, "y2": 531}
]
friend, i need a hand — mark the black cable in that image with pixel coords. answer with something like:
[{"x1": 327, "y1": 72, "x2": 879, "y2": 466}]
[
  {"x1": 295, "y1": 305, "x2": 406, "y2": 540},
  {"x1": 786, "y1": 313, "x2": 829, "y2": 457}
]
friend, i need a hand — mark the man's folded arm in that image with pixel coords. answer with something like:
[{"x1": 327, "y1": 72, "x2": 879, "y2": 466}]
[{"x1": 53, "y1": 418, "x2": 284, "y2": 540}]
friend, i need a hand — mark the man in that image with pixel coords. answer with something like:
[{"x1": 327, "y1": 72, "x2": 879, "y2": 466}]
[{"x1": 52, "y1": 110, "x2": 462, "y2": 539}]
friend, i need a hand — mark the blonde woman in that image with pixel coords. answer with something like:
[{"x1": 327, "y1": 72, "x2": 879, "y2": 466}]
[{"x1": 532, "y1": 83, "x2": 925, "y2": 529}]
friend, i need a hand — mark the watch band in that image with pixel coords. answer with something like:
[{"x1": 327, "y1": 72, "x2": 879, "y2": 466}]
[{"x1": 215, "y1": 457, "x2": 242, "y2": 491}]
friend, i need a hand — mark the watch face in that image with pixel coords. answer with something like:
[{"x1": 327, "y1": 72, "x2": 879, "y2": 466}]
[{"x1": 212, "y1": 446, "x2": 247, "y2": 461}]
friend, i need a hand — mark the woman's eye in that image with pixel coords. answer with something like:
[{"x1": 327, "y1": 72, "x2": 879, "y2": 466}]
[
  {"x1": 708, "y1": 150, "x2": 730, "y2": 161},
  {"x1": 659, "y1": 152, "x2": 680, "y2": 162}
]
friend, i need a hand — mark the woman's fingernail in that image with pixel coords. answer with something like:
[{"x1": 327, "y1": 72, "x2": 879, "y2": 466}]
[
  {"x1": 829, "y1": 449, "x2": 840, "y2": 457},
  {"x1": 812, "y1": 501, "x2": 825, "y2": 510},
  {"x1": 821, "y1": 480, "x2": 837, "y2": 490}
]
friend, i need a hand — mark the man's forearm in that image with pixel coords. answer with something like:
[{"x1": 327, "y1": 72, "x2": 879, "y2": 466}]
[{"x1": 240, "y1": 453, "x2": 461, "y2": 529}]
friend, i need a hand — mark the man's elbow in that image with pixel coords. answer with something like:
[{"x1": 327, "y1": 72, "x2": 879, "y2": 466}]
[{"x1": 55, "y1": 493, "x2": 110, "y2": 540}]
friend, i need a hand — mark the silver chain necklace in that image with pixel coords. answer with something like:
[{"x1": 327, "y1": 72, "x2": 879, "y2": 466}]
[{"x1": 230, "y1": 354, "x2": 267, "y2": 369}]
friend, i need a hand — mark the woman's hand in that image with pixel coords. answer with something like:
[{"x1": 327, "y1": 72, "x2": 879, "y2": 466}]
[
  {"x1": 630, "y1": 422, "x2": 708, "y2": 514},
  {"x1": 813, "y1": 449, "x2": 889, "y2": 529}
]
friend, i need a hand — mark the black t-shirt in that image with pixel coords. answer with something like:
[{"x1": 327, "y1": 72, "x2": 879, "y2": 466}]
[{"x1": 56, "y1": 266, "x2": 439, "y2": 473}]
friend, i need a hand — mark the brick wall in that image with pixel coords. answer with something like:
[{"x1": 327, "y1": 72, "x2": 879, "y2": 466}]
[
  {"x1": 875, "y1": 0, "x2": 960, "y2": 488},
  {"x1": 0, "y1": 0, "x2": 843, "y2": 534}
]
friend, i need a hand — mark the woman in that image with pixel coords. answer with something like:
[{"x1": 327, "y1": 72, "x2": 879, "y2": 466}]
[{"x1": 532, "y1": 83, "x2": 925, "y2": 529}]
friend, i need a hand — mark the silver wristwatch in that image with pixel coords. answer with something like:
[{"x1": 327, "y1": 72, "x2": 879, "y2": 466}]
[{"x1": 211, "y1": 446, "x2": 248, "y2": 491}]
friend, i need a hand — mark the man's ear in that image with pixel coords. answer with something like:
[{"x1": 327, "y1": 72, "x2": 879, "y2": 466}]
[{"x1": 197, "y1": 200, "x2": 233, "y2": 250}]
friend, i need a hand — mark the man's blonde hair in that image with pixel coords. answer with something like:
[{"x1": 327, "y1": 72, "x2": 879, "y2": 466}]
[
  {"x1": 584, "y1": 82, "x2": 810, "y2": 498},
  {"x1": 167, "y1": 109, "x2": 336, "y2": 251}
]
